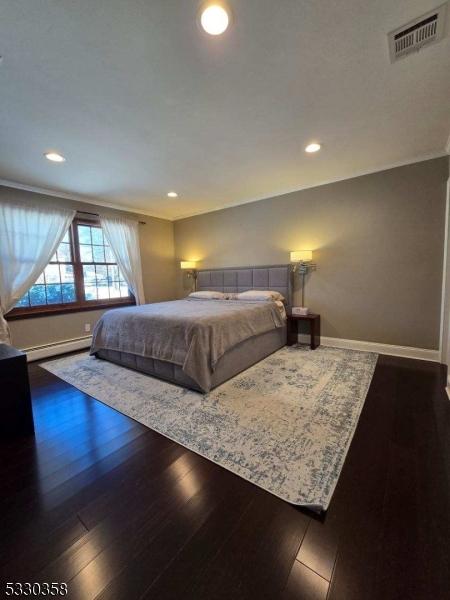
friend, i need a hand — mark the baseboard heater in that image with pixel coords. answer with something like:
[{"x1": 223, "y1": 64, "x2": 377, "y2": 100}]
[{"x1": 22, "y1": 336, "x2": 92, "y2": 362}]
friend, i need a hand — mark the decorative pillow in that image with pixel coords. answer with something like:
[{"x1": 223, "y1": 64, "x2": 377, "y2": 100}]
[
  {"x1": 236, "y1": 290, "x2": 285, "y2": 302},
  {"x1": 188, "y1": 291, "x2": 225, "y2": 300}
]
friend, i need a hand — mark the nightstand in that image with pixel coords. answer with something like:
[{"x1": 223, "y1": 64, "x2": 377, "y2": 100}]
[{"x1": 287, "y1": 312, "x2": 321, "y2": 349}]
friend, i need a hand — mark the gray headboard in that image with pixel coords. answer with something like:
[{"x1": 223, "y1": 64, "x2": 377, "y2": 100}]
[{"x1": 197, "y1": 264, "x2": 292, "y2": 305}]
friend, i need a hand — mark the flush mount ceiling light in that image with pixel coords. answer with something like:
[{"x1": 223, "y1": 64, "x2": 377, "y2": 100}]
[
  {"x1": 167, "y1": 191, "x2": 178, "y2": 198},
  {"x1": 305, "y1": 143, "x2": 321, "y2": 153},
  {"x1": 44, "y1": 152, "x2": 66, "y2": 162},
  {"x1": 200, "y1": 3, "x2": 230, "y2": 35}
]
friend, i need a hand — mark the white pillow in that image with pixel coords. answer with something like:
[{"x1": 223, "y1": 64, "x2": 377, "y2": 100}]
[
  {"x1": 188, "y1": 291, "x2": 225, "y2": 300},
  {"x1": 236, "y1": 290, "x2": 285, "y2": 302}
]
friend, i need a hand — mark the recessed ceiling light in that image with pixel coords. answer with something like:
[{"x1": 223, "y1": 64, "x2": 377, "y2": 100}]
[
  {"x1": 200, "y1": 4, "x2": 230, "y2": 35},
  {"x1": 45, "y1": 152, "x2": 66, "y2": 163},
  {"x1": 305, "y1": 143, "x2": 321, "y2": 153},
  {"x1": 167, "y1": 191, "x2": 178, "y2": 198}
]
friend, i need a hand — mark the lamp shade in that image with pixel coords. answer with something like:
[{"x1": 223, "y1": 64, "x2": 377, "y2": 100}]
[
  {"x1": 180, "y1": 261, "x2": 196, "y2": 270},
  {"x1": 290, "y1": 250, "x2": 312, "y2": 262}
]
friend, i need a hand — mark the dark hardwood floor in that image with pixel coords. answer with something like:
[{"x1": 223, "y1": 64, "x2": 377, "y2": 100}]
[{"x1": 1, "y1": 354, "x2": 450, "y2": 599}]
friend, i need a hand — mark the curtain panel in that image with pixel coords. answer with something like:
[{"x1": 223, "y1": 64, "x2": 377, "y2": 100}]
[
  {"x1": 100, "y1": 216, "x2": 145, "y2": 305},
  {"x1": 0, "y1": 202, "x2": 75, "y2": 344}
]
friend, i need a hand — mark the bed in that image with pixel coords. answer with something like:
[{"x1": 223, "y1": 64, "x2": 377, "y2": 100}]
[{"x1": 91, "y1": 265, "x2": 291, "y2": 392}]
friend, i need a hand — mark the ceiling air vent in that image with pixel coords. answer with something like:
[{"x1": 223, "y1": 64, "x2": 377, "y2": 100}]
[{"x1": 388, "y1": 3, "x2": 448, "y2": 62}]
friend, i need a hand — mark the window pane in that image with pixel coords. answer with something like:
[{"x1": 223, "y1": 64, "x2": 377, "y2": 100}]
[
  {"x1": 46, "y1": 284, "x2": 62, "y2": 304},
  {"x1": 29, "y1": 285, "x2": 47, "y2": 306},
  {"x1": 97, "y1": 283, "x2": 110, "y2": 299},
  {"x1": 36, "y1": 272, "x2": 45, "y2": 285},
  {"x1": 56, "y1": 242, "x2": 71, "y2": 262},
  {"x1": 84, "y1": 286, "x2": 98, "y2": 301},
  {"x1": 120, "y1": 284, "x2": 130, "y2": 298},
  {"x1": 78, "y1": 225, "x2": 92, "y2": 244},
  {"x1": 91, "y1": 227, "x2": 104, "y2": 245},
  {"x1": 109, "y1": 283, "x2": 121, "y2": 299},
  {"x1": 44, "y1": 264, "x2": 61, "y2": 284},
  {"x1": 60, "y1": 264, "x2": 74, "y2": 282},
  {"x1": 62, "y1": 283, "x2": 76, "y2": 303},
  {"x1": 15, "y1": 294, "x2": 30, "y2": 308},
  {"x1": 93, "y1": 245, "x2": 105, "y2": 263},
  {"x1": 83, "y1": 265, "x2": 96, "y2": 285},
  {"x1": 80, "y1": 245, "x2": 93, "y2": 262},
  {"x1": 62, "y1": 230, "x2": 70, "y2": 243},
  {"x1": 108, "y1": 265, "x2": 119, "y2": 281},
  {"x1": 95, "y1": 265, "x2": 108, "y2": 282},
  {"x1": 105, "y1": 246, "x2": 116, "y2": 263}
]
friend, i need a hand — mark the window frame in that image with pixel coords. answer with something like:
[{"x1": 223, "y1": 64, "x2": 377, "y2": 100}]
[{"x1": 6, "y1": 217, "x2": 135, "y2": 320}]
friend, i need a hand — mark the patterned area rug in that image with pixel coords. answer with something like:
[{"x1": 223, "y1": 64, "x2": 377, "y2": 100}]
[{"x1": 42, "y1": 346, "x2": 378, "y2": 510}]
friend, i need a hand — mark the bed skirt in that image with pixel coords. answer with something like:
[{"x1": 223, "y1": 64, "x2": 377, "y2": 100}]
[{"x1": 95, "y1": 326, "x2": 286, "y2": 392}]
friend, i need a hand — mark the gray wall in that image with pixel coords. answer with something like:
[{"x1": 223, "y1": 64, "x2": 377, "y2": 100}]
[
  {"x1": 3, "y1": 157, "x2": 448, "y2": 351},
  {"x1": 174, "y1": 158, "x2": 449, "y2": 350},
  {"x1": 1, "y1": 186, "x2": 176, "y2": 349}
]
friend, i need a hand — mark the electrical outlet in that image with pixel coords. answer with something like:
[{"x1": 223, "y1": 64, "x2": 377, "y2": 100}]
[{"x1": 84, "y1": 323, "x2": 91, "y2": 333}]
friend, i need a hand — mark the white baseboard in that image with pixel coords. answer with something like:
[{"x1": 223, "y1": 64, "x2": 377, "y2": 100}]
[
  {"x1": 297, "y1": 334, "x2": 440, "y2": 362},
  {"x1": 21, "y1": 332, "x2": 440, "y2": 364},
  {"x1": 23, "y1": 336, "x2": 92, "y2": 362}
]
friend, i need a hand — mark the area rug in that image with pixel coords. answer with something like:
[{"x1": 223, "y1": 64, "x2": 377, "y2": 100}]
[{"x1": 41, "y1": 346, "x2": 378, "y2": 510}]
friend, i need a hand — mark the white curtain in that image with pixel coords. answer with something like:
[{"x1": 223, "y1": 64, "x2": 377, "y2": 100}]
[
  {"x1": 0, "y1": 202, "x2": 75, "y2": 344},
  {"x1": 100, "y1": 216, "x2": 145, "y2": 305}
]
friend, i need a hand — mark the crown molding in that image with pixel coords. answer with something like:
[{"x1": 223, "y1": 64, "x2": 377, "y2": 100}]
[
  {"x1": 1, "y1": 149, "x2": 447, "y2": 223},
  {"x1": 0, "y1": 178, "x2": 174, "y2": 222},
  {"x1": 172, "y1": 150, "x2": 447, "y2": 220}
]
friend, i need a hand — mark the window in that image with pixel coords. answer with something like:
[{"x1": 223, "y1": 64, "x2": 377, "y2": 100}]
[
  {"x1": 9, "y1": 219, "x2": 134, "y2": 318},
  {"x1": 77, "y1": 223, "x2": 130, "y2": 302}
]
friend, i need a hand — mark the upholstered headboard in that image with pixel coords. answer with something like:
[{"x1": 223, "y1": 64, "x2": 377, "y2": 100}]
[{"x1": 197, "y1": 265, "x2": 292, "y2": 305}]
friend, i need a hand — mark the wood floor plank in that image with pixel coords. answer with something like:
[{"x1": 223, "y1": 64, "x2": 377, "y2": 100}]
[
  {"x1": 370, "y1": 359, "x2": 450, "y2": 600},
  {"x1": 66, "y1": 465, "x2": 242, "y2": 600},
  {"x1": 326, "y1": 356, "x2": 398, "y2": 600},
  {"x1": 140, "y1": 477, "x2": 256, "y2": 600},
  {"x1": 0, "y1": 429, "x2": 156, "y2": 564},
  {"x1": 0, "y1": 443, "x2": 187, "y2": 581},
  {"x1": 1, "y1": 356, "x2": 449, "y2": 600},
  {"x1": 33, "y1": 457, "x2": 219, "y2": 589},
  {"x1": 282, "y1": 560, "x2": 329, "y2": 600},
  {"x1": 189, "y1": 490, "x2": 309, "y2": 600},
  {"x1": 1, "y1": 420, "x2": 142, "y2": 498},
  {"x1": 295, "y1": 518, "x2": 337, "y2": 582}
]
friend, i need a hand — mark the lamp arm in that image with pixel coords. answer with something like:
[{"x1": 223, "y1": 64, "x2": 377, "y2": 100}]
[
  {"x1": 187, "y1": 269, "x2": 198, "y2": 291},
  {"x1": 291, "y1": 261, "x2": 317, "y2": 307},
  {"x1": 302, "y1": 271, "x2": 305, "y2": 307},
  {"x1": 291, "y1": 261, "x2": 317, "y2": 273}
]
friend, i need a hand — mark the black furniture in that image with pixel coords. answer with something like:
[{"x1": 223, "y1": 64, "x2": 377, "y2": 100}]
[
  {"x1": 287, "y1": 312, "x2": 321, "y2": 349},
  {"x1": 0, "y1": 344, "x2": 34, "y2": 437}
]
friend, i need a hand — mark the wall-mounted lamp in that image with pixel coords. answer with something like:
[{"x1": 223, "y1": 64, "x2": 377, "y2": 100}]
[
  {"x1": 290, "y1": 250, "x2": 317, "y2": 312},
  {"x1": 180, "y1": 261, "x2": 198, "y2": 290}
]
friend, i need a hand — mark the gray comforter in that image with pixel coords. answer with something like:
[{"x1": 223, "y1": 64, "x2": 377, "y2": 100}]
[{"x1": 90, "y1": 299, "x2": 285, "y2": 391}]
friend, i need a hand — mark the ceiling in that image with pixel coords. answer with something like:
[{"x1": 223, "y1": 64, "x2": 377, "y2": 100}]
[{"x1": 0, "y1": 0, "x2": 449, "y2": 220}]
